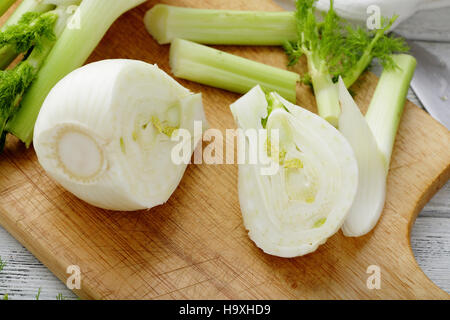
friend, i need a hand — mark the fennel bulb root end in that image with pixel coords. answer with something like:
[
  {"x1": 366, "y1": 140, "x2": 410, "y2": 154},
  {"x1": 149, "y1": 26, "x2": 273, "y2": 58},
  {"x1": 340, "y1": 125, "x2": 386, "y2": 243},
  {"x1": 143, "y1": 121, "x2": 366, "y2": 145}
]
[
  {"x1": 34, "y1": 59, "x2": 206, "y2": 211},
  {"x1": 144, "y1": 4, "x2": 170, "y2": 45},
  {"x1": 56, "y1": 128, "x2": 105, "y2": 181}
]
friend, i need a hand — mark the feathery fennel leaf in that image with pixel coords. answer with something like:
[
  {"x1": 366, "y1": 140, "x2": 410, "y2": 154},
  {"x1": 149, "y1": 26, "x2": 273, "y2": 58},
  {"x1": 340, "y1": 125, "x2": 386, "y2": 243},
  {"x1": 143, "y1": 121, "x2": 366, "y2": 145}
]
[
  {"x1": 0, "y1": 62, "x2": 36, "y2": 136},
  {"x1": 0, "y1": 11, "x2": 57, "y2": 54},
  {"x1": 283, "y1": 0, "x2": 409, "y2": 125},
  {"x1": 285, "y1": 0, "x2": 408, "y2": 87},
  {"x1": 0, "y1": 10, "x2": 58, "y2": 145}
]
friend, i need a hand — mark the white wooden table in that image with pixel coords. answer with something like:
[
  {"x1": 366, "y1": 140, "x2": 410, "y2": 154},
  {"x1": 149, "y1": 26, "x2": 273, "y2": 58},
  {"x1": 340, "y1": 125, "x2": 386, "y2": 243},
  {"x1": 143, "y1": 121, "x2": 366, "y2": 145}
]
[{"x1": 0, "y1": 2, "x2": 449, "y2": 300}]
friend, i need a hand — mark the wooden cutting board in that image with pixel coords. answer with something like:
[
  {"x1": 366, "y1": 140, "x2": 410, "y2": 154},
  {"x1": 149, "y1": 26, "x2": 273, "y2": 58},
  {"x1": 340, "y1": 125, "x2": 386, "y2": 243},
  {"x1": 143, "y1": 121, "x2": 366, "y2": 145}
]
[{"x1": 1, "y1": 0, "x2": 449, "y2": 300}]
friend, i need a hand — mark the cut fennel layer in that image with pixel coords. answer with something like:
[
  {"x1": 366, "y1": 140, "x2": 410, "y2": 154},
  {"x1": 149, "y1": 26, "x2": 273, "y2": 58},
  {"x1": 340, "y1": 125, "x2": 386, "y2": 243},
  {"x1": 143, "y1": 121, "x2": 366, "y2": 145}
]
[
  {"x1": 339, "y1": 55, "x2": 416, "y2": 237},
  {"x1": 33, "y1": 59, "x2": 206, "y2": 211},
  {"x1": 337, "y1": 78, "x2": 386, "y2": 237},
  {"x1": 230, "y1": 86, "x2": 358, "y2": 258}
]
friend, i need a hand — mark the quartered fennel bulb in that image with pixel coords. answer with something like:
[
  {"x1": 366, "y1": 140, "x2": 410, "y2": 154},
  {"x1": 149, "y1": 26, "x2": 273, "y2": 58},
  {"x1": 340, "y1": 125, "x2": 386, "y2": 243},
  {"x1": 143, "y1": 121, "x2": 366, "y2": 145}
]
[
  {"x1": 34, "y1": 59, "x2": 206, "y2": 211},
  {"x1": 230, "y1": 86, "x2": 358, "y2": 257}
]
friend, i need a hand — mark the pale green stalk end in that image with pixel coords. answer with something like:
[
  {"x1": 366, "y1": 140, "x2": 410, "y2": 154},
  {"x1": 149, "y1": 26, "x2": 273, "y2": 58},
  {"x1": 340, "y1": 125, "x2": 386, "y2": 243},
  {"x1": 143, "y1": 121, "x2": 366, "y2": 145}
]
[
  {"x1": 310, "y1": 72, "x2": 340, "y2": 127},
  {"x1": 307, "y1": 53, "x2": 340, "y2": 127},
  {"x1": 365, "y1": 54, "x2": 417, "y2": 168},
  {"x1": 145, "y1": 4, "x2": 297, "y2": 46},
  {"x1": 7, "y1": 0, "x2": 146, "y2": 145}
]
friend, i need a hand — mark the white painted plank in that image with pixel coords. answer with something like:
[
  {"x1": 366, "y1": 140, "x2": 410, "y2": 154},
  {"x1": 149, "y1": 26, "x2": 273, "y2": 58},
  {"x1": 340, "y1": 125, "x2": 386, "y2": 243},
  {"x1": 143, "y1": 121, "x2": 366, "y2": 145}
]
[
  {"x1": 411, "y1": 217, "x2": 450, "y2": 294},
  {"x1": 396, "y1": 8, "x2": 450, "y2": 42},
  {"x1": 419, "y1": 182, "x2": 450, "y2": 218},
  {"x1": 0, "y1": 230, "x2": 77, "y2": 300},
  {"x1": 415, "y1": 41, "x2": 450, "y2": 59}
]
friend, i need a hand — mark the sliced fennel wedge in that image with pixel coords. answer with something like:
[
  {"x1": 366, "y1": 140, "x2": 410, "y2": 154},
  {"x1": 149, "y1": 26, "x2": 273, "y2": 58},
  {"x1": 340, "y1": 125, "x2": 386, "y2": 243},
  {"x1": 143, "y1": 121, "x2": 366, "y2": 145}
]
[
  {"x1": 33, "y1": 59, "x2": 206, "y2": 211},
  {"x1": 230, "y1": 86, "x2": 358, "y2": 258},
  {"x1": 337, "y1": 78, "x2": 386, "y2": 237},
  {"x1": 338, "y1": 55, "x2": 416, "y2": 237}
]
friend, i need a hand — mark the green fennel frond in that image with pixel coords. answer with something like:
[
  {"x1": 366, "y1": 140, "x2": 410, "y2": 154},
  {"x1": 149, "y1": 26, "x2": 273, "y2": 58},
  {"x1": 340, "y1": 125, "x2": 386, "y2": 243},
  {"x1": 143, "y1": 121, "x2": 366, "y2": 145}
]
[
  {"x1": 0, "y1": 257, "x2": 6, "y2": 272},
  {"x1": 0, "y1": 62, "x2": 36, "y2": 130},
  {"x1": 291, "y1": 0, "x2": 346, "y2": 65},
  {"x1": 56, "y1": 293, "x2": 66, "y2": 300},
  {"x1": 286, "y1": 0, "x2": 349, "y2": 77},
  {"x1": 0, "y1": 257, "x2": 7, "y2": 300},
  {"x1": 300, "y1": 73, "x2": 312, "y2": 86},
  {"x1": 283, "y1": 40, "x2": 303, "y2": 66},
  {"x1": 0, "y1": 10, "x2": 57, "y2": 149},
  {"x1": 295, "y1": 0, "x2": 318, "y2": 52},
  {"x1": 345, "y1": 16, "x2": 408, "y2": 68},
  {"x1": 318, "y1": 1, "x2": 345, "y2": 63},
  {"x1": 285, "y1": 0, "x2": 409, "y2": 87},
  {"x1": 284, "y1": 0, "x2": 318, "y2": 66},
  {"x1": 36, "y1": 288, "x2": 41, "y2": 300},
  {"x1": 0, "y1": 11, "x2": 57, "y2": 54},
  {"x1": 0, "y1": 62, "x2": 36, "y2": 149},
  {"x1": 372, "y1": 34, "x2": 409, "y2": 70}
]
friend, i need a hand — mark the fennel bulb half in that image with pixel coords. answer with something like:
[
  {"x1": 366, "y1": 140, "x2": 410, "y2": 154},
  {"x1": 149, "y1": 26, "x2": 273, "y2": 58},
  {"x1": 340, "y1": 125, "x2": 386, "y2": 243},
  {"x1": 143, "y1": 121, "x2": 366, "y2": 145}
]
[
  {"x1": 230, "y1": 86, "x2": 358, "y2": 257},
  {"x1": 34, "y1": 59, "x2": 206, "y2": 211}
]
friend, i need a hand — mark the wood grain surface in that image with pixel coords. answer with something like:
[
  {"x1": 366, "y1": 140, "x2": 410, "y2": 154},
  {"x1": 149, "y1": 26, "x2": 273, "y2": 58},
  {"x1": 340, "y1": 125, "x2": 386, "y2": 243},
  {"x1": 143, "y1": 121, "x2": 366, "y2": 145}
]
[{"x1": 0, "y1": 0, "x2": 450, "y2": 300}]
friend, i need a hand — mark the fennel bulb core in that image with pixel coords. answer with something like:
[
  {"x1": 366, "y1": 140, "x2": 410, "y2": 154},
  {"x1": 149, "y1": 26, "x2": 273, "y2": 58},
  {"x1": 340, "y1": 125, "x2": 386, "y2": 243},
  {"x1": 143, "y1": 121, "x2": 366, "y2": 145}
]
[
  {"x1": 230, "y1": 86, "x2": 358, "y2": 258},
  {"x1": 34, "y1": 59, "x2": 206, "y2": 211},
  {"x1": 57, "y1": 129, "x2": 105, "y2": 181}
]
